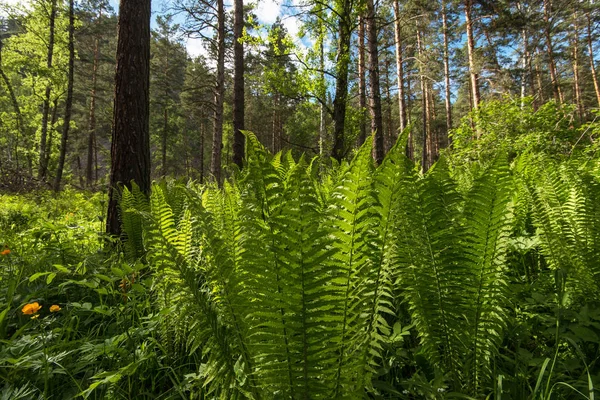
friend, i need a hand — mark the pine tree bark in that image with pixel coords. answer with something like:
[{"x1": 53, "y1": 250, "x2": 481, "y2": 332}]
[
  {"x1": 210, "y1": 0, "x2": 225, "y2": 184},
  {"x1": 417, "y1": 27, "x2": 429, "y2": 171},
  {"x1": 442, "y1": 0, "x2": 452, "y2": 138},
  {"x1": 86, "y1": 34, "x2": 99, "y2": 186},
  {"x1": 586, "y1": 11, "x2": 600, "y2": 108},
  {"x1": 106, "y1": 0, "x2": 152, "y2": 236},
  {"x1": 38, "y1": 0, "x2": 57, "y2": 180},
  {"x1": 464, "y1": 0, "x2": 480, "y2": 110},
  {"x1": 53, "y1": 0, "x2": 75, "y2": 191},
  {"x1": 366, "y1": 0, "x2": 383, "y2": 164},
  {"x1": 572, "y1": 13, "x2": 583, "y2": 122},
  {"x1": 357, "y1": 16, "x2": 367, "y2": 146},
  {"x1": 232, "y1": 0, "x2": 245, "y2": 168},
  {"x1": 331, "y1": 3, "x2": 353, "y2": 162},
  {"x1": 543, "y1": 0, "x2": 563, "y2": 104},
  {"x1": 393, "y1": 0, "x2": 408, "y2": 138}
]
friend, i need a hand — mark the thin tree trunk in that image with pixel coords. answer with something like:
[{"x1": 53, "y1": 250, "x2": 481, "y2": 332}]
[
  {"x1": 384, "y1": 58, "x2": 393, "y2": 152},
  {"x1": 199, "y1": 117, "x2": 205, "y2": 184},
  {"x1": 210, "y1": 0, "x2": 225, "y2": 184},
  {"x1": 544, "y1": 0, "x2": 563, "y2": 104},
  {"x1": 535, "y1": 49, "x2": 545, "y2": 104},
  {"x1": 366, "y1": 0, "x2": 383, "y2": 164},
  {"x1": 87, "y1": 36, "x2": 99, "y2": 186},
  {"x1": 162, "y1": 107, "x2": 168, "y2": 176},
  {"x1": 464, "y1": 0, "x2": 480, "y2": 110},
  {"x1": 393, "y1": 0, "x2": 407, "y2": 138},
  {"x1": 442, "y1": 0, "x2": 452, "y2": 140},
  {"x1": 45, "y1": 100, "x2": 58, "y2": 172},
  {"x1": 38, "y1": 0, "x2": 57, "y2": 180},
  {"x1": 332, "y1": 4, "x2": 352, "y2": 162},
  {"x1": 53, "y1": 0, "x2": 75, "y2": 191},
  {"x1": 357, "y1": 16, "x2": 367, "y2": 146},
  {"x1": 319, "y1": 31, "x2": 326, "y2": 156},
  {"x1": 232, "y1": 0, "x2": 245, "y2": 168},
  {"x1": 572, "y1": 12, "x2": 583, "y2": 122},
  {"x1": 586, "y1": 11, "x2": 600, "y2": 108},
  {"x1": 520, "y1": 28, "x2": 529, "y2": 108},
  {"x1": 106, "y1": 0, "x2": 152, "y2": 236},
  {"x1": 417, "y1": 27, "x2": 428, "y2": 171}
]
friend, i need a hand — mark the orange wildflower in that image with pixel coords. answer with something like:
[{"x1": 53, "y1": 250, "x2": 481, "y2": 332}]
[
  {"x1": 1, "y1": 249, "x2": 10, "y2": 256},
  {"x1": 22, "y1": 302, "x2": 42, "y2": 315},
  {"x1": 50, "y1": 305, "x2": 61, "y2": 313}
]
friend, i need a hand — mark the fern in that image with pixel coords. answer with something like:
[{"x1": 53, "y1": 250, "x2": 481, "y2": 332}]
[{"x1": 462, "y1": 154, "x2": 513, "y2": 394}]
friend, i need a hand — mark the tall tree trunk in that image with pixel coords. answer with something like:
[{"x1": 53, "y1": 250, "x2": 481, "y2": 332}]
[
  {"x1": 232, "y1": 0, "x2": 245, "y2": 168},
  {"x1": 210, "y1": 0, "x2": 225, "y2": 184},
  {"x1": 520, "y1": 28, "x2": 529, "y2": 108},
  {"x1": 87, "y1": 35, "x2": 99, "y2": 186},
  {"x1": 464, "y1": 0, "x2": 480, "y2": 110},
  {"x1": 442, "y1": 0, "x2": 452, "y2": 140},
  {"x1": 384, "y1": 58, "x2": 393, "y2": 152},
  {"x1": 543, "y1": 0, "x2": 563, "y2": 104},
  {"x1": 106, "y1": 0, "x2": 152, "y2": 236},
  {"x1": 572, "y1": 12, "x2": 583, "y2": 122},
  {"x1": 199, "y1": 116, "x2": 205, "y2": 184},
  {"x1": 586, "y1": 11, "x2": 600, "y2": 108},
  {"x1": 366, "y1": 0, "x2": 383, "y2": 164},
  {"x1": 53, "y1": 0, "x2": 75, "y2": 191},
  {"x1": 393, "y1": 0, "x2": 408, "y2": 149},
  {"x1": 535, "y1": 49, "x2": 545, "y2": 104},
  {"x1": 319, "y1": 31, "x2": 326, "y2": 156},
  {"x1": 357, "y1": 16, "x2": 367, "y2": 146},
  {"x1": 162, "y1": 107, "x2": 168, "y2": 176},
  {"x1": 417, "y1": 27, "x2": 429, "y2": 171},
  {"x1": 45, "y1": 100, "x2": 58, "y2": 172},
  {"x1": 332, "y1": 4, "x2": 353, "y2": 162},
  {"x1": 38, "y1": 0, "x2": 57, "y2": 180}
]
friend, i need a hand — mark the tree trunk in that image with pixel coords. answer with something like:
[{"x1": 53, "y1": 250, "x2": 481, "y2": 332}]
[
  {"x1": 543, "y1": 0, "x2": 563, "y2": 104},
  {"x1": 572, "y1": 13, "x2": 583, "y2": 122},
  {"x1": 520, "y1": 28, "x2": 528, "y2": 108},
  {"x1": 210, "y1": 0, "x2": 225, "y2": 184},
  {"x1": 232, "y1": 0, "x2": 245, "y2": 168},
  {"x1": 357, "y1": 16, "x2": 367, "y2": 146},
  {"x1": 533, "y1": 50, "x2": 545, "y2": 104},
  {"x1": 417, "y1": 27, "x2": 429, "y2": 171},
  {"x1": 106, "y1": 0, "x2": 152, "y2": 236},
  {"x1": 442, "y1": 0, "x2": 452, "y2": 140},
  {"x1": 162, "y1": 107, "x2": 168, "y2": 176},
  {"x1": 464, "y1": 0, "x2": 480, "y2": 110},
  {"x1": 393, "y1": 0, "x2": 408, "y2": 146},
  {"x1": 87, "y1": 36, "x2": 99, "y2": 186},
  {"x1": 586, "y1": 11, "x2": 600, "y2": 108},
  {"x1": 319, "y1": 29, "x2": 326, "y2": 156},
  {"x1": 331, "y1": 4, "x2": 352, "y2": 162},
  {"x1": 38, "y1": 0, "x2": 57, "y2": 180},
  {"x1": 53, "y1": 0, "x2": 75, "y2": 192},
  {"x1": 199, "y1": 116, "x2": 205, "y2": 184},
  {"x1": 384, "y1": 58, "x2": 393, "y2": 152},
  {"x1": 366, "y1": 0, "x2": 383, "y2": 164}
]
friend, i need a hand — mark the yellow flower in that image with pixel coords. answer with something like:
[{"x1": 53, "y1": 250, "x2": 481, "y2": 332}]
[
  {"x1": 50, "y1": 305, "x2": 61, "y2": 313},
  {"x1": 22, "y1": 302, "x2": 42, "y2": 315},
  {"x1": 1, "y1": 249, "x2": 10, "y2": 256}
]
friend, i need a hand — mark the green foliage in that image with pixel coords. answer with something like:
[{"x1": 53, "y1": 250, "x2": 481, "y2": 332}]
[{"x1": 2, "y1": 130, "x2": 600, "y2": 399}]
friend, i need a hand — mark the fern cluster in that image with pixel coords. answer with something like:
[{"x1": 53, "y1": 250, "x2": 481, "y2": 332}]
[{"x1": 120, "y1": 133, "x2": 591, "y2": 398}]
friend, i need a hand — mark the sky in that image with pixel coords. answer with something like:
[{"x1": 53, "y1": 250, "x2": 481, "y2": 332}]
[
  {"x1": 1, "y1": 0, "x2": 304, "y2": 59},
  {"x1": 107, "y1": 0, "x2": 303, "y2": 59}
]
